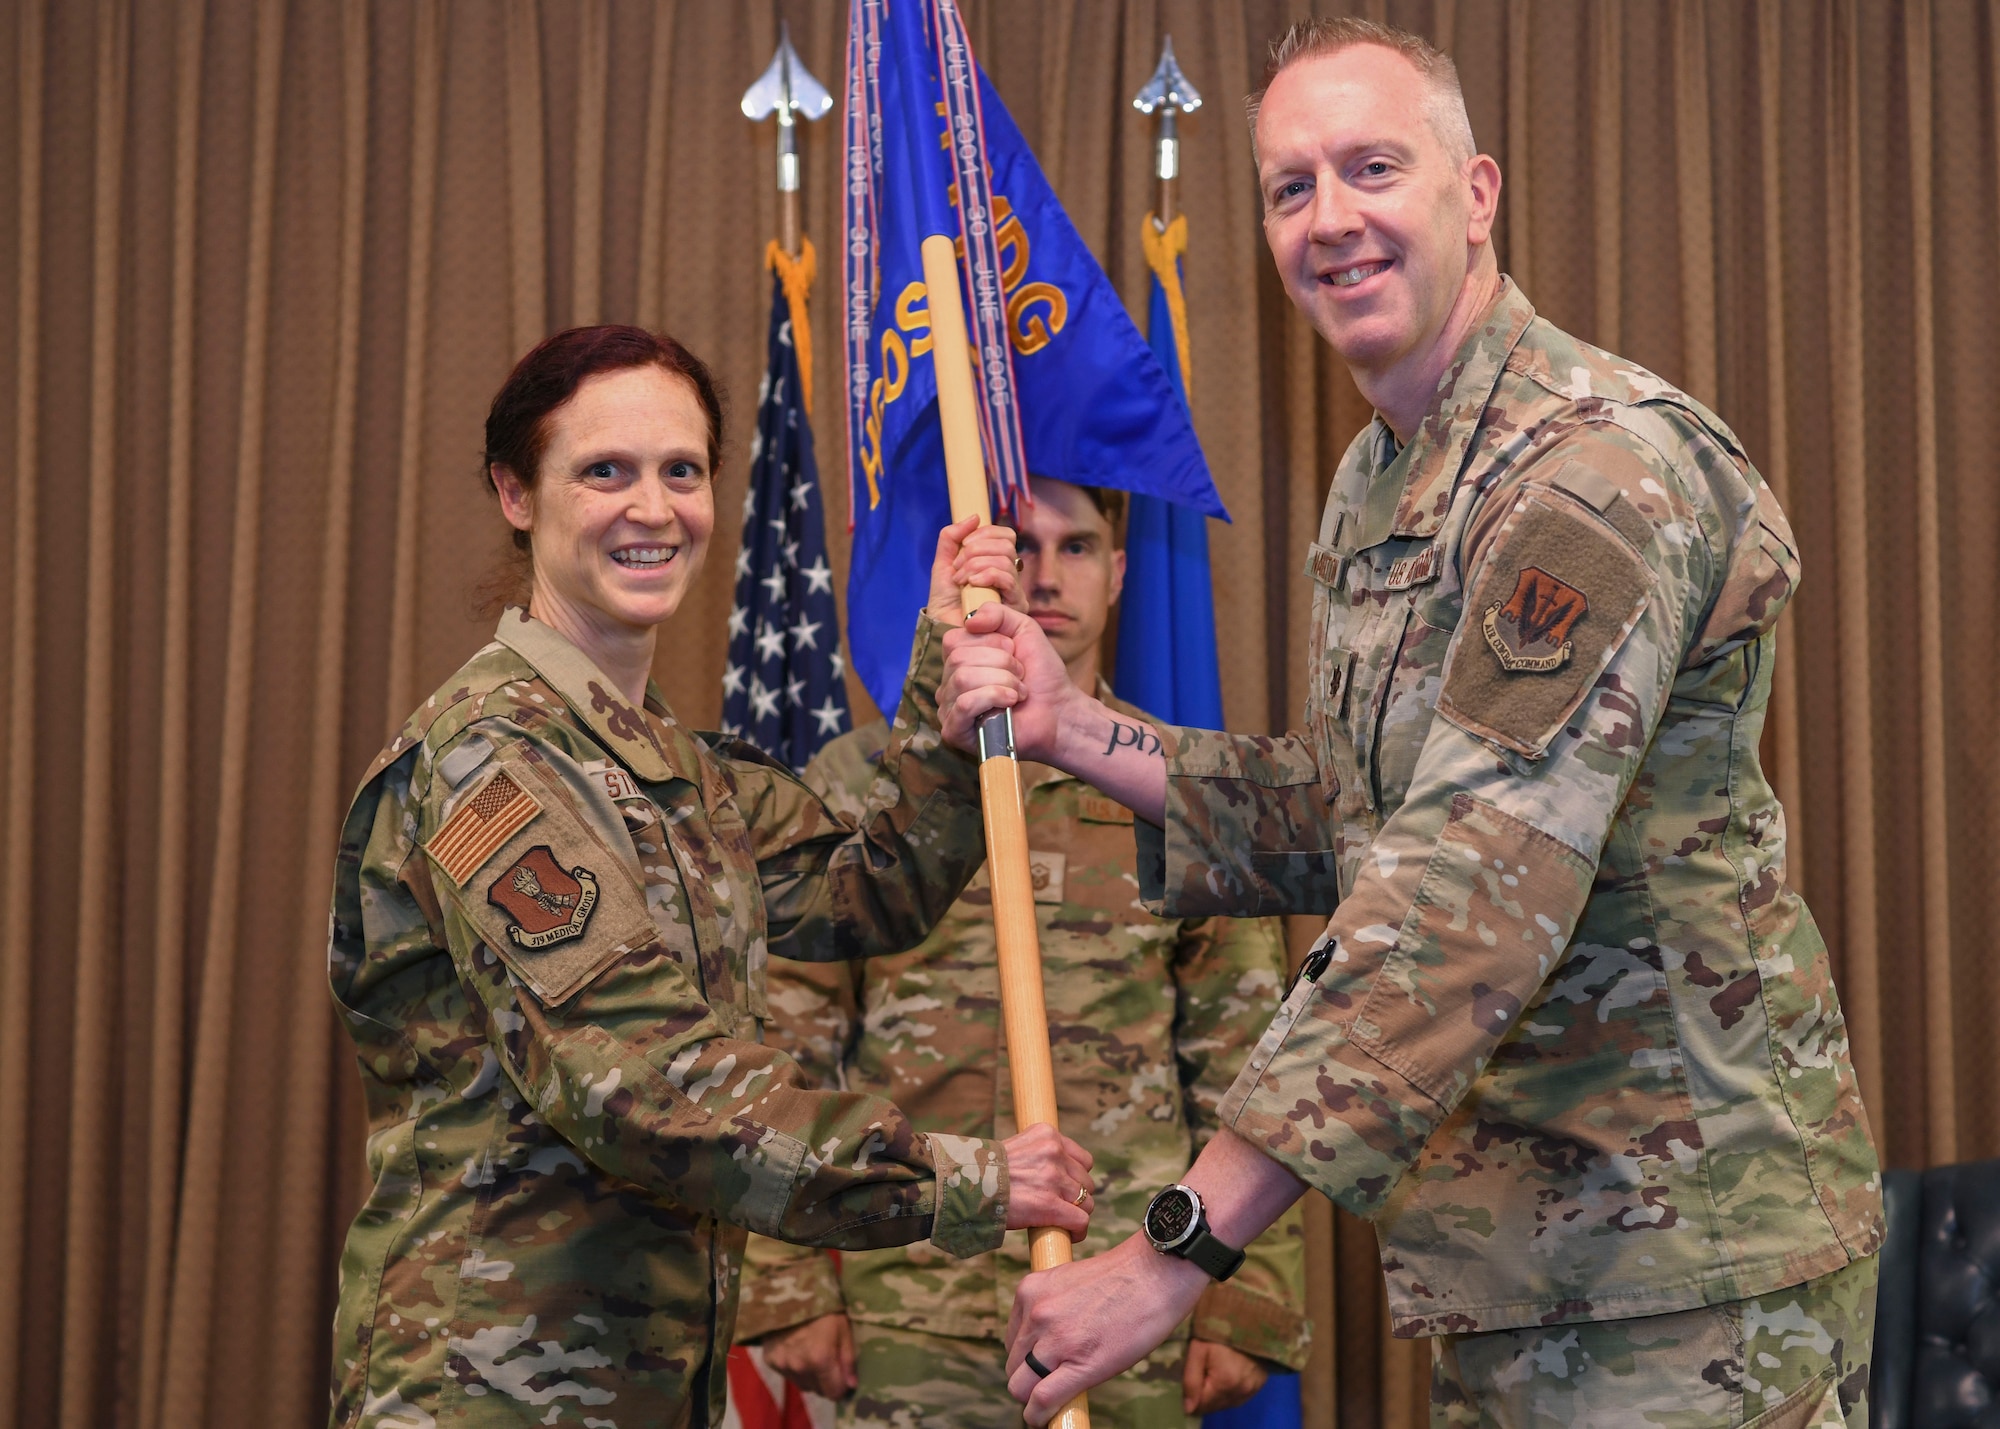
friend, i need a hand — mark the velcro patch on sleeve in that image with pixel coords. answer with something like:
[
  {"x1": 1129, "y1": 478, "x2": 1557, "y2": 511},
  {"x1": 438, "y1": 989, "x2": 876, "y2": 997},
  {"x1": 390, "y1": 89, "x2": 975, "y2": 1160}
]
[
  {"x1": 1437, "y1": 487, "x2": 1651, "y2": 760},
  {"x1": 1551, "y1": 463, "x2": 1654, "y2": 553},
  {"x1": 426, "y1": 768, "x2": 542, "y2": 886},
  {"x1": 443, "y1": 754, "x2": 664, "y2": 1006}
]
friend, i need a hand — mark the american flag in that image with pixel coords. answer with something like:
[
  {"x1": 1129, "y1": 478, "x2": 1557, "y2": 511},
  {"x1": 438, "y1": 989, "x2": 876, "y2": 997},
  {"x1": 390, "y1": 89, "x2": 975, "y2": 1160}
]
[
  {"x1": 425, "y1": 770, "x2": 539, "y2": 887},
  {"x1": 722, "y1": 1345, "x2": 833, "y2": 1429},
  {"x1": 721, "y1": 266, "x2": 850, "y2": 766}
]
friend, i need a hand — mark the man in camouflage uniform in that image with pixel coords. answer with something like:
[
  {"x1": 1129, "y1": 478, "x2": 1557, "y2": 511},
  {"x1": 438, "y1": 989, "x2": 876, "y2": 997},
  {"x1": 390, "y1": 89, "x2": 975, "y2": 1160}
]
[
  {"x1": 737, "y1": 479, "x2": 1310, "y2": 1427},
  {"x1": 941, "y1": 20, "x2": 1884, "y2": 1429}
]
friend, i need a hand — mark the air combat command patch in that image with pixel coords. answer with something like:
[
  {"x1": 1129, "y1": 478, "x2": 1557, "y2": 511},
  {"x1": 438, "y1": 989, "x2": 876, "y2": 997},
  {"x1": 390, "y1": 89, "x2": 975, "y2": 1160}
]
[
  {"x1": 1437, "y1": 483, "x2": 1650, "y2": 760},
  {"x1": 1483, "y1": 565, "x2": 1587, "y2": 672}
]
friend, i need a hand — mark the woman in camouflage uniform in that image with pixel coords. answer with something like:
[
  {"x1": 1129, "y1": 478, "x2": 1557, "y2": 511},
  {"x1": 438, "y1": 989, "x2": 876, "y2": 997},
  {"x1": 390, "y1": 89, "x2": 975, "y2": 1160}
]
[{"x1": 327, "y1": 326, "x2": 1093, "y2": 1429}]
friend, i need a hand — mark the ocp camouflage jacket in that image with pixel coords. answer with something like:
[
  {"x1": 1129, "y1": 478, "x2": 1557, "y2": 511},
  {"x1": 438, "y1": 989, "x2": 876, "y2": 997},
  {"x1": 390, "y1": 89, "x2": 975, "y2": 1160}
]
[
  {"x1": 328, "y1": 609, "x2": 1004, "y2": 1428},
  {"x1": 1143, "y1": 281, "x2": 1883, "y2": 1337},
  {"x1": 736, "y1": 704, "x2": 1311, "y2": 1374}
]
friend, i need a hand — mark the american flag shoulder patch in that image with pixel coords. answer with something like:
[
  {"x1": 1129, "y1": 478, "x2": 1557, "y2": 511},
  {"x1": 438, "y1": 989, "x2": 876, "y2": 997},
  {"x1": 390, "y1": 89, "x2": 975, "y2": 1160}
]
[{"x1": 427, "y1": 767, "x2": 541, "y2": 887}]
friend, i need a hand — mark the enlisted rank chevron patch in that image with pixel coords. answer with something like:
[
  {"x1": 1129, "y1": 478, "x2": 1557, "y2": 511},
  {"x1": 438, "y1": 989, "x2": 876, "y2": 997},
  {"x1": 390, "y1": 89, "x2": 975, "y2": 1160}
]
[{"x1": 426, "y1": 768, "x2": 541, "y2": 886}]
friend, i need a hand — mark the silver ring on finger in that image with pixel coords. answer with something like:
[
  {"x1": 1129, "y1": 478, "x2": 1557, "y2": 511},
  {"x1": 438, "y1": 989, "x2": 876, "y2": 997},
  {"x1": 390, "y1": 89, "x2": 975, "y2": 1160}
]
[{"x1": 1025, "y1": 1349, "x2": 1054, "y2": 1379}]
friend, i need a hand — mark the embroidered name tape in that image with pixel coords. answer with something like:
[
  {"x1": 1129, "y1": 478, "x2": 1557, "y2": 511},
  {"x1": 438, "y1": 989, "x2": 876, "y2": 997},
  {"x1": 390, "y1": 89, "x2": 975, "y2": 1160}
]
[
  {"x1": 1079, "y1": 794, "x2": 1133, "y2": 824},
  {"x1": 596, "y1": 765, "x2": 641, "y2": 802},
  {"x1": 427, "y1": 769, "x2": 541, "y2": 887},
  {"x1": 1385, "y1": 544, "x2": 1438, "y2": 591},
  {"x1": 1305, "y1": 544, "x2": 1347, "y2": 588}
]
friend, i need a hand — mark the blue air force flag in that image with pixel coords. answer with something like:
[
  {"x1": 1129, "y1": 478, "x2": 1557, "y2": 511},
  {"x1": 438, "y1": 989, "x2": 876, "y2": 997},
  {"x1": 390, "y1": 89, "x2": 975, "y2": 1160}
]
[
  {"x1": 1113, "y1": 217, "x2": 1225, "y2": 729},
  {"x1": 722, "y1": 269, "x2": 850, "y2": 767},
  {"x1": 841, "y1": 0, "x2": 1228, "y2": 717}
]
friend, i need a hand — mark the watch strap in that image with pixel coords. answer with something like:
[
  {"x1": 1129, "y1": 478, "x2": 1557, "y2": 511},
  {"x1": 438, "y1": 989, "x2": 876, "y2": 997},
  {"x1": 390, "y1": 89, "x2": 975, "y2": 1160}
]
[{"x1": 1183, "y1": 1229, "x2": 1245, "y2": 1282}]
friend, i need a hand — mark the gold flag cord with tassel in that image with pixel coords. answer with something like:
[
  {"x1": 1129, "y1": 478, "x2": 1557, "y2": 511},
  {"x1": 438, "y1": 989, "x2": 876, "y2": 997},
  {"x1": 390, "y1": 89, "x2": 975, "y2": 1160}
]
[
  {"x1": 765, "y1": 236, "x2": 816, "y2": 416},
  {"x1": 1140, "y1": 212, "x2": 1191, "y2": 396}
]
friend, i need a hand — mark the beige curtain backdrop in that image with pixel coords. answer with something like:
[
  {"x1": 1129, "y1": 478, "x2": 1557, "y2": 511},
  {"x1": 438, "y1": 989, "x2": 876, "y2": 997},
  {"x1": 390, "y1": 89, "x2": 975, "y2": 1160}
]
[{"x1": 1, "y1": 1, "x2": 1994, "y2": 1425}]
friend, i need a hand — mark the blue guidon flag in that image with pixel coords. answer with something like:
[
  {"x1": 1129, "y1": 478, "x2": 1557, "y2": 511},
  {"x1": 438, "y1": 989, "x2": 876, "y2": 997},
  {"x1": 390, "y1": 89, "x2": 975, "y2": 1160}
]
[
  {"x1": 1113, "y1": 211, "x2": 1225, "y2": 729},
  {"x1": 721, "y1": 266, "x2": 851, "y2": 767},
  {"x1": 841, "y1": 0, "x2": 1227, "y2": 718}
]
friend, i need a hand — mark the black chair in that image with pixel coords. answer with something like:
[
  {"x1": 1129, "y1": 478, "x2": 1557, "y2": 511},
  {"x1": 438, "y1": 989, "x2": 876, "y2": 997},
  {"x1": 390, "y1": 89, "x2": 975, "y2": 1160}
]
[{"x1": 1871, "y1": 1157, "x2": 2000, "y2": 1428}]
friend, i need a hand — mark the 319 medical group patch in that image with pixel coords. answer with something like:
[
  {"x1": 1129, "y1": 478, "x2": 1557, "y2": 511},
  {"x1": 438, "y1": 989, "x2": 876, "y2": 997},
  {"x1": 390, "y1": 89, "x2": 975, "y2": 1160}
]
[{"x1": 488, "y1": 845, "x2": 600, "y2": 949}]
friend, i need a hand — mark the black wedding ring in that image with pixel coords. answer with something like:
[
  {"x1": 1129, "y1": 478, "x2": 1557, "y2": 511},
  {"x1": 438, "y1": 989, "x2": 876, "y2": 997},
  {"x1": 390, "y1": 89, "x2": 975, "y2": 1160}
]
[{"x1": 1024, "y1": 1349, "x2": 1053, "y2": 1379}]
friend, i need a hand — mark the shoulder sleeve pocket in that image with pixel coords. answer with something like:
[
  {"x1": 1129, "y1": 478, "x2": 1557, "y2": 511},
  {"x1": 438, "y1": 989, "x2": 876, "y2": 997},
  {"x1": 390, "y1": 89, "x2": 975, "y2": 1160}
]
[
  {"x1": 424, "y1": 753, "x2": 661, "y2": 1005},
  {"x1": 1435, "y1": 486, "x2": 1651, "y2": 760}
]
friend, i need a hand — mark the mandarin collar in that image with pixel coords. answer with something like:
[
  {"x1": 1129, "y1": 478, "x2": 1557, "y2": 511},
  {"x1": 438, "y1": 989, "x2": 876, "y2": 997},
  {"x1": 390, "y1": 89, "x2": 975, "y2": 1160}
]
[
  {"x1": 494, "y1": 607, "x2": 702, "y2": 785},
  {"x1": 1349, "y1": 277, "x2": 1536, "y2": 552}
]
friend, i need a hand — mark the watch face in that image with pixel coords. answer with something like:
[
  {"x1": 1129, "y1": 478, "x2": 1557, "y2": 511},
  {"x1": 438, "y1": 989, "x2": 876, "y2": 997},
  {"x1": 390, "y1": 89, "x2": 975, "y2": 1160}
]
[{"x1": 1146, "y1": 1187, "x2": 1198, "y2": 1248}]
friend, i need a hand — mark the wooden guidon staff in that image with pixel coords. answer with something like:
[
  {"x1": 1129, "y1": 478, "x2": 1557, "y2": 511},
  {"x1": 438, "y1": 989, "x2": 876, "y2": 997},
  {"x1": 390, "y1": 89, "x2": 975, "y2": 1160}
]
[{"x1": 921, "y1": 233, "x2": 1091, "y2": 1429}]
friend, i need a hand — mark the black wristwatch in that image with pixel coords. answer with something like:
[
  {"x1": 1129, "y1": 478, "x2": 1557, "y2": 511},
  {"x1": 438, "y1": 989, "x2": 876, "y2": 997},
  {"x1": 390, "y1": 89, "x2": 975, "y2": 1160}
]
[{"x1": 1142, "y1": 1183, "x2": 1245, "y2": 1282}]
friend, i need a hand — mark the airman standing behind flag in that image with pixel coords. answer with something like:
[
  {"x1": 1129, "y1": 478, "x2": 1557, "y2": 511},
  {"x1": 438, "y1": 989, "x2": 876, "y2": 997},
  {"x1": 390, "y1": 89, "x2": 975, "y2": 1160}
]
[
  {"x1": 738, "y1": 477, "x2": 1309, "y2": 1429},
  {"x1": 833, "y1": 10, "x2": 1241, "y2": 1428},
  {"x1": 937, "y1": 17, "x2": 1883, "y2": 1428}
]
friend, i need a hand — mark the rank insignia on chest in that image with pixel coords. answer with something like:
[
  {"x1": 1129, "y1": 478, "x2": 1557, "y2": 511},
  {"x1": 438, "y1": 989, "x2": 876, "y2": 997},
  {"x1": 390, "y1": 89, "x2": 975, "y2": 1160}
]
[
  {"x1": 1483, "y1": 566, "x2": 1587, "y2": 672},
  {"x1": 1028, "y1": 849, "x2": 1066, "y2": 904},
  {"x1": 489, "y1": 845, "x2": 600, "y2": 948}
]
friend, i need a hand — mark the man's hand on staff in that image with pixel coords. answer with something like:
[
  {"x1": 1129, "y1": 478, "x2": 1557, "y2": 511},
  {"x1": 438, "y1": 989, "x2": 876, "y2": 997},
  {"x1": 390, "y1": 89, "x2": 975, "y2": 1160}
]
[
  {"x1": 1005, "y1": 1232, "x2": 1208, "y2": 1425},
  {"x1": 1004, "y1": 1129, "x2": 1310, "y2": 1424},
  {"x1": 940, "y1": 602, "x2": 1169, "y2": 826},
  {"x1": 999, "y1": 1123, "x2": 1097, "y2": 1241}
]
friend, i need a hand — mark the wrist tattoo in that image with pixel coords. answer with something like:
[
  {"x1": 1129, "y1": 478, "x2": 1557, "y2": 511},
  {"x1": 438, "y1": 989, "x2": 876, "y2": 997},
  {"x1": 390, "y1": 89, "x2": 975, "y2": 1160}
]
[{"x1": 1104, "y1": 720, "x2": 1165, "y2": 759}]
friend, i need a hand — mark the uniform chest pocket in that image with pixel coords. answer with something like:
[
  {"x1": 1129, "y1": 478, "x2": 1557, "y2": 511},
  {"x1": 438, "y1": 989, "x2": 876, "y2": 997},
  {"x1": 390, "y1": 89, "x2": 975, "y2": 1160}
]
[
  {"x1": 1328, "y1": 543, "x2": 1443, "y2": 815},
  {"x1": 695, "y1": 798, "x2": 770, "y2": 1026},
  {"x1": 621, "y1": 802, "x2": 700, "y2": 970},
  {"x1": 1347, "y1": 540, "x2": 1462, "y2": 814},
  {"x1": 1303, "y1": 543, "x2": 1351, "y2": 809},
  {"x1": 1370, "y1": 594, "x2": 1463, "y2": 813}
]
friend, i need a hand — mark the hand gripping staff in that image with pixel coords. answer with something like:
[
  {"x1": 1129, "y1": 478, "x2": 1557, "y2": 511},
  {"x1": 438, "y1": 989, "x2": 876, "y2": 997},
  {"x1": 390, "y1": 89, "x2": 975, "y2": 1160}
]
[{"x1": 921, "y1": 234, "x2": 1091, "y2": 1429}]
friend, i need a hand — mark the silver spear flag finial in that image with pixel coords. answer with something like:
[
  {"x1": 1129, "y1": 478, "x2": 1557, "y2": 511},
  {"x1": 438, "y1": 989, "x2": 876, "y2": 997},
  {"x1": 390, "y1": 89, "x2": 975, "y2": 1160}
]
[
  {"x1": 742, "y1": 21, "x2": 833, "y2": 253},
  {"x1": 1132, "y1": 35, "x2": 1201, "y2": 183}
]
